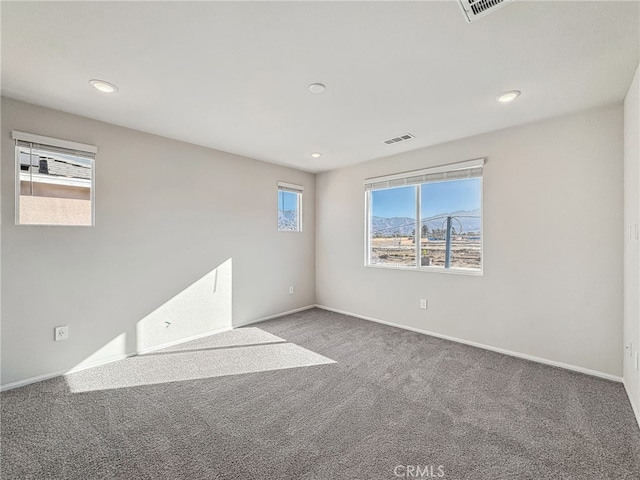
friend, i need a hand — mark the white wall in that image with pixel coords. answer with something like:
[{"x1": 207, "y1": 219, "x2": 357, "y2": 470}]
[
  {"x1": 316, "y1": 104, "x2": 624, "y2": 377},
  {"x1": 1, "y1": 97, "x2": 316, "y2": 387},
  {"x1": 1, "y1": 96, "x2": 630, "y2": 387},
  {"x1": 624, "y1": 63, "x2": 640, "y2": 420}
]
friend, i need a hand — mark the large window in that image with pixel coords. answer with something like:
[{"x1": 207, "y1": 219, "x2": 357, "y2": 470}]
[
  {"x1": 14, "y1": 131, "x2": 96, "y2": 226},
  {"x1": 365, "y1": 159, "x2": 483, "y2": 273},
  {"x1": 278, "y1": 182, "x2": 303, "y2": 232}
]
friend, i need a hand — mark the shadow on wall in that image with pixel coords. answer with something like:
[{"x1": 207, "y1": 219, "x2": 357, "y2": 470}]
[{"x1": 68, "y1": 258, "x2": 234, "y2": 374}]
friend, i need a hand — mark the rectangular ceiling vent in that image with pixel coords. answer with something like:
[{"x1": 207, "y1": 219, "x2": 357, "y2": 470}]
[
  {"x1": 457, "y1": 0, "x2": 514, "y2": 23},
  {"x1": 384, "y1": 133, "x2": 414, "y2": 145}
]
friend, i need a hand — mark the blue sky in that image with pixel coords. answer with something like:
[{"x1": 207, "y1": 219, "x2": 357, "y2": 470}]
[
  {"x1": 371, "y1": 178, "x2": 481, "y2": 218},
  {"x1": 278, "y1": 190, "x2": 298, "y2": 211}
]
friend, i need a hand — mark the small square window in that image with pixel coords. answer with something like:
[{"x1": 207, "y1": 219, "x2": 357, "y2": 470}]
[
  {"x1": 277, "y1": 182, "x2": 303, "y2": 232},
  {"x1": 14, "y1": 131, "x2": 96, "y2": 226}
]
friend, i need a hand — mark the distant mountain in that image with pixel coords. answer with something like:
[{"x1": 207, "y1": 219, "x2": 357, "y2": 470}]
[
  {"x1": 371, "y1": 209, "x2": 480, "y2": 236},
  {"x1": 423, "y1": 208, "x2": 481, "y2": 234},
  {"x1": 370, "y1": 216, "x2": 415, "y2": 236}
]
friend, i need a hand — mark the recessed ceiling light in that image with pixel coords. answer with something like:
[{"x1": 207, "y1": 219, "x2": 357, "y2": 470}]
[
  {"x1": 311, "y1": 152, "x2": 322, "y2": 158},
  {"x1": 495, "y1": 90, "x2": 521, "y2": 103},
  {"x1": 89, "y1": 79, "x2": 118, "y2": 94},
  {"x1": 309, "y1": 83, "x2": 326, "y2": 94}
]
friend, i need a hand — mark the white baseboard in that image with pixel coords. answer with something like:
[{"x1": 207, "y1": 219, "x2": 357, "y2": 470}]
[
  {"x1": 137, "y1": 325, "x2": 234, "y2": 355},
  {"x1": 0, "y1": 304, "x2": 316, "y2": 392},
  {"x1": 315, "y1": 304, "x2": 623, "y2": 383},
  {"x1": 623, "y1": 380, "x2": 640, "y2": 428},
  {"x1": 66, "y1": 352, "x2": 135, "y2": 375},
  {"x1": 233, "y1": 304, "x2": 316, "y2": 328},
  {"x1": 140, "y1": 304, "x2": 316, "y2": 352},
  {"x1": 0, "y1": 369, "x2": 70, "y2": 392}
]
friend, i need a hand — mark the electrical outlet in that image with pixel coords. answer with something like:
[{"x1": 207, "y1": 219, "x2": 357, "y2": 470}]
[
  {"x1": 420, "y1": 299, "x2": 427, "y2": 310},
  {"x1": 636, "y1": 352, "x2": 639, "y2": 371},
  {"x1": 289, "y1": 286, "x2": 294, "y2": 295},
  {"x1": 54, "y1": 325, "x2": 69, "y2": 341}
]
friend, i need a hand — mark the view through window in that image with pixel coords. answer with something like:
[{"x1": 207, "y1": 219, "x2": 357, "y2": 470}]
[
  {"x1": 369, "y1": 185, "x2": 417, "y2": 267},
  {"x1": 367, "y1": 161, "x2": 483, "y2": 272},
  {"x1": 15, "y1": 133, "x2": 96, "y2": 226},
  {"x1": 278, "y1": 182, "x2": 303, "y2": 232}
]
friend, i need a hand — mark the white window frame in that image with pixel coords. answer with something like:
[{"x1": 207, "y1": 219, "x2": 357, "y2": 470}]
[
  {"x1": 364, "y1": 159, "x2": 484, "y2": 275},
  {"x1": 277, "y1": 181, "x2": 303, "y2": 232},
  {"x1": 13, "y1": 131, "x2": 97, "y2": 227}
]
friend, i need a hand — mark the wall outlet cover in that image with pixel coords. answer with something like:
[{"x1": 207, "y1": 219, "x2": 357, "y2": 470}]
[{"x1": 54, "y1": 326, "x2": 69, "y2": 341}]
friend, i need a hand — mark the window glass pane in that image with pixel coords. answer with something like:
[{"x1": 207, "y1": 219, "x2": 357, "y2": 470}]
[
  {"x1": 278, "y1": 189, "x2": 300, "y2": 231},
  {"x1": 369, "y1": 185, "x2": 416, "y2": 267},
  {"x1": 18, "y1": 146, "x2": 93, "y2": 226},
  {"x1": 420, "y1": 178, "x2": 481, "y2": 270}
]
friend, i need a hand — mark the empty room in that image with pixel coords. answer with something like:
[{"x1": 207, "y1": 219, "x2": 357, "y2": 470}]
[{"x1": 1, "y1": 1, "x2": 639, "y2": 479}]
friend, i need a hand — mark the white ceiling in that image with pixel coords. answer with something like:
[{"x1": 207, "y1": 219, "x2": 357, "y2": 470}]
[{"x1": 2, "y1": 1, "x2": 638, "y2": 173}]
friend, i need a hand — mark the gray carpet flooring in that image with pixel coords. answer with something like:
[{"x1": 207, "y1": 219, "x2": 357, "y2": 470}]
[{"x1": 2, "y1": 308, "x2": 639, "y2": 479}]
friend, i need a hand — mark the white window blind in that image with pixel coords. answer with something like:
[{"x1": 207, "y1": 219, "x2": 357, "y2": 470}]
[
  {"x1": 364, "y1": 158, "x2": 484, "y2": 191},
  {"x1": 12, "y1": 131, "x2": 97, "y2": 159},
  {"x1": 277, "y1": 181, "x2": 304, "y2": 194}
]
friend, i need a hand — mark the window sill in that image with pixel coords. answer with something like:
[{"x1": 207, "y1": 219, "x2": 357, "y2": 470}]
[
  {"x1": 16, "y1": 222, "x2": 94, "y2": 227},
  {"x1": 364, "y1": 263, "x2": 483, "y2": 277}
]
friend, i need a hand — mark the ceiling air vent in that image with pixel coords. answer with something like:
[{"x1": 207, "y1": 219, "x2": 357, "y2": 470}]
[
  {"x1": 457, "y1": 0, "x2": 514, "y2": 23},
  {"x1": 384, "y1": 133, "x2": 414, "y2": 145}
]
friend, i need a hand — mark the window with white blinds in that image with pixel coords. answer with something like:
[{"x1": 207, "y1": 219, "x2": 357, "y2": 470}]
[
  {"x1": 13, "y1": 131, "x2": 96, "y2": 226},
  {"x1": 278, "y1": 181, "x2": 303, "y2": 232},
  {"x1": 364, "y1": 159, "x2": 483, "y2": 191},
  {"x1": 365, "y1": 159, "x2": 484, "y2": 273}
]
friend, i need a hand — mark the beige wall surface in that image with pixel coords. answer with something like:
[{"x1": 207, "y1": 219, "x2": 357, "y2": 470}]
[
  {"x1": 19, "y1": 196, "x2": 92, "y2": 226},
  {"x1": 1, "y1": 97, "x2": 315, "y2": 386},
  {"x1": 624, "y1": 62, "x2": 640, "y2": 418},
  {"x1": 316, "y1": 104, "x2": 624, "y2": 377},
  {"x1": 20, "y1": 182, "x2": 91, "y2": 200}
]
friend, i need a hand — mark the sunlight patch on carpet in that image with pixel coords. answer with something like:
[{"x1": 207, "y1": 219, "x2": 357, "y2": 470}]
[{"x1": 65, "y1": 340, "x2": 335, "y2": 392}]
